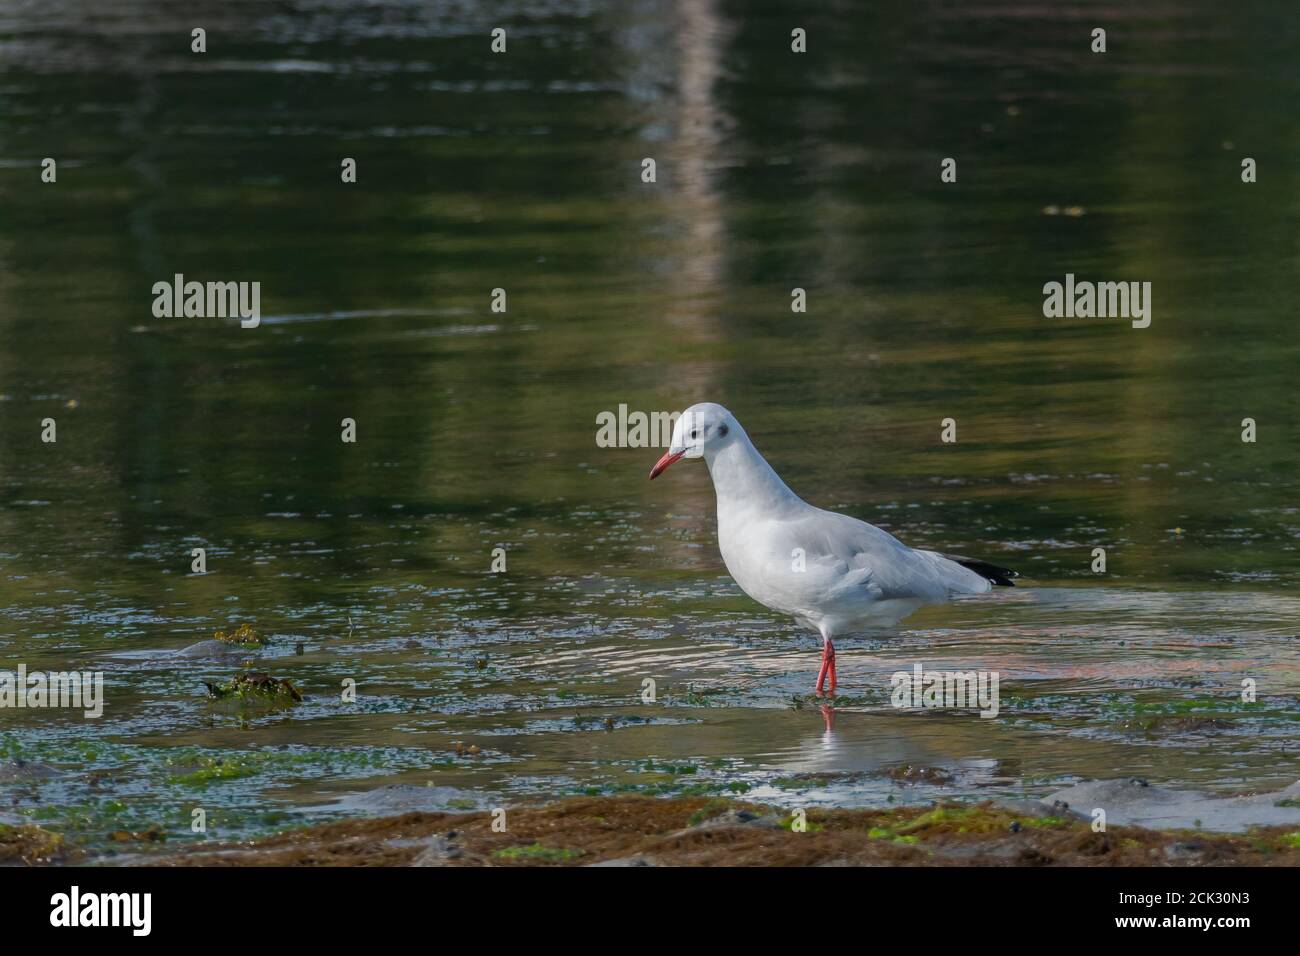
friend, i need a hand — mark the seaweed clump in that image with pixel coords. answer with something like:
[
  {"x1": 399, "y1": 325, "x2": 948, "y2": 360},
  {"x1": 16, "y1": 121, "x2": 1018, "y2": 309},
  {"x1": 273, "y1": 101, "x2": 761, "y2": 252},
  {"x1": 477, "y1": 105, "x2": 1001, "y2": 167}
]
[
  {"x1": 139, "y1": 795, "x2": 1300, "y2": 868},
  {"x1": 212, "y1": 623, "x2": 268, "y2": 648},
  {"x1": 203, "y1": 672, "x2": 302, "y2": 703}
]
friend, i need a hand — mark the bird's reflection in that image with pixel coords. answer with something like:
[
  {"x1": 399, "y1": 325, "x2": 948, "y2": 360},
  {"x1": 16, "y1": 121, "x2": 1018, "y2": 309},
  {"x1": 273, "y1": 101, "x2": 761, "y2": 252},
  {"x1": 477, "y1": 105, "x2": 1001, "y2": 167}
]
[{"x1": 819, "y1": 703, "x2": 836, "y2": 734}]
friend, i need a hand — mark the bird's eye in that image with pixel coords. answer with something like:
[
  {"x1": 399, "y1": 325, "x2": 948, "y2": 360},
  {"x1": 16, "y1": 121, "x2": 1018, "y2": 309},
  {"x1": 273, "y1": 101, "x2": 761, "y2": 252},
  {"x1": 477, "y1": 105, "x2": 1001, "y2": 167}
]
[
  {"x1": 690, "y1": 429, "x2": 699, "y2": 439},
  {"x1": 718, "y1": 424, "x2": 728, "y2": 437}
]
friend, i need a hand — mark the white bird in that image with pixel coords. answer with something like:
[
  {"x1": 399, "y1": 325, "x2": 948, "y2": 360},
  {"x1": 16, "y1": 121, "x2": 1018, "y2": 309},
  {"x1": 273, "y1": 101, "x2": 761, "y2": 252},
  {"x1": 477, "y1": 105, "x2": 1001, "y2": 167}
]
[{"x1": 649, "y1": 402, "x2": 1017, "y2": 695}]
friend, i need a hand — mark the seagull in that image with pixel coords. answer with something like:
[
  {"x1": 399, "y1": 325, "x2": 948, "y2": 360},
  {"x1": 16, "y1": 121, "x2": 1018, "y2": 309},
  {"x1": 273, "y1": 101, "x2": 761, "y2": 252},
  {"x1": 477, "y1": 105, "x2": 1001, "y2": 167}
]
[{"x1": 649, "y1": 402, "x2": 1018, "y2": 695}]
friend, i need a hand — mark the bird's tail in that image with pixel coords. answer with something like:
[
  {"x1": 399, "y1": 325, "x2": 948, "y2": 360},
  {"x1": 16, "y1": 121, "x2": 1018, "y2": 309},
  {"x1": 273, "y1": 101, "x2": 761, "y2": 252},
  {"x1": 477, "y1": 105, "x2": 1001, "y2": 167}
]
[{"x1": 941, "y1": 554, "x2": 1019, "y2": 587}]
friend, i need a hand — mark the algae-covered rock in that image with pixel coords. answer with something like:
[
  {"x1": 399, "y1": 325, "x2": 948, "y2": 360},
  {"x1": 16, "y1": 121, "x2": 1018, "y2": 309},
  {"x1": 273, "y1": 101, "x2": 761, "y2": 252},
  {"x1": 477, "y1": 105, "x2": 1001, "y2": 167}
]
[
  {"x1": 203, "y1": 671, "x2": 302, "y2": 703},
  {"x1": 0, "y1": 823, "x2": 78, "y2": 865},
  {"x1": 109, "y1": 825, "x2": 167, "y2": 843}
]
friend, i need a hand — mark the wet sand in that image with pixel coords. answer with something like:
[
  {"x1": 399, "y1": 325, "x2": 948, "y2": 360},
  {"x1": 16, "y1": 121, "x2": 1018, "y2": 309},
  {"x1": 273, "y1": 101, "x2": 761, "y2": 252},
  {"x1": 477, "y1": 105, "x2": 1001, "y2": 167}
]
[{"x1": 81, "y1": 796, "x2": 1300, "y2": 867}]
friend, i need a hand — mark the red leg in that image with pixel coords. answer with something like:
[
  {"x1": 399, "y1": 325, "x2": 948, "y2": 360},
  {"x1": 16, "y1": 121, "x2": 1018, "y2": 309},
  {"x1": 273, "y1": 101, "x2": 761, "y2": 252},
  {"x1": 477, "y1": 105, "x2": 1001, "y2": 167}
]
[{"x1": 815, "y1": 637, "x2": 837, "y2": 696}]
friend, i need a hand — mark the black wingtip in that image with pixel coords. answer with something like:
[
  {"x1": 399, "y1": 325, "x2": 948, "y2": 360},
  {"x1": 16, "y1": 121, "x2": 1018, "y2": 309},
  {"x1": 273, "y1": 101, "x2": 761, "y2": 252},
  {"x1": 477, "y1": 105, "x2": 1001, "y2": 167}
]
[{"x1": 943, "y1": 554, "x2": 1020, "y2": 587}]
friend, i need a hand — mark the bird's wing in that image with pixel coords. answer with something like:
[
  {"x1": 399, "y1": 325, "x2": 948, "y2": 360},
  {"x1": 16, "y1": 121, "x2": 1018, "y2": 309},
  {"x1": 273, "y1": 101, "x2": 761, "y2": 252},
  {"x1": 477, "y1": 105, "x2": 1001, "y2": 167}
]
[{"x1": 778, "y1": 507, "x2": 988, "y2": 600}]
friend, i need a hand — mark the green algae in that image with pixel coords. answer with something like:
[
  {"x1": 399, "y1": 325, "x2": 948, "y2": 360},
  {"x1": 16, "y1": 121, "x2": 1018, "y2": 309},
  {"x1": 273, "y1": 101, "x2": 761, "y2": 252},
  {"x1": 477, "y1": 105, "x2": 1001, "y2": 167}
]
[
  {"x1": 173, "y1": 755, "x2": 264, "y2": 786},
  {"x1": 866, "y1": 826, "x2": 919, "y2": 845},
  {"x1": 780, "y1": 815, "x2": 825, "y2": 833},
  {"x1": 898, "y1": 806, "x2": 1007, "y2": 835},
  {"x1": 491, "y1": 842, "x2": 583, "y2": 862},
  {"x1": 687, "y1": 799, "x2": 735, "y2": 826}
]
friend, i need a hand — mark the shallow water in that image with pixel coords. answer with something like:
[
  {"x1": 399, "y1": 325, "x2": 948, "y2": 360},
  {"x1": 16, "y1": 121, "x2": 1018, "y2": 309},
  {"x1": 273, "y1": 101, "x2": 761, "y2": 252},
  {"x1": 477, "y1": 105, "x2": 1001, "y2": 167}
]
[{"x1": 1, "y1": 0, "x2": 1297, "y2": 851}]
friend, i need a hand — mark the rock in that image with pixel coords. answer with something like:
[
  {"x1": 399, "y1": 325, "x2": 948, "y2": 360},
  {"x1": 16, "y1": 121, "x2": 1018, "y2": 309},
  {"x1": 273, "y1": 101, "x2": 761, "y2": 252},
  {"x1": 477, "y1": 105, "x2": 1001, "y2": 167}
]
[
  {"x1": 1163, "y1": 841, "x2": 1205, "y2": 862},
  {"x1": 586, "y1": 855, "x2": 660, "y2": 867},
  {"x1": 660, "y1": 806, "x2": 785, "y2": 841},
  {"x1": 411, "y1": 833, "x2": 463, "y2": 866},
  {"x1": 0, "y1": 760, "x2": 61, "y2": 784},
  {"x1": 990, "y1": 797, "x2": 1089, "y2": 823},
  {"x1": 884, "y1": 765, "x2": 955, "y2": 786},
  {"x1": 1045, "y1": 778, "x2": 1300, "y2": 832},
  {"x1": 689, "y1": 808, "x2": 783, "y2": 831},
  {"x1": 173, "y1": 639, "x2": 254, "y2": 660},
  {"x1": 324, "y1": 785, "x2": 486, "y2": 814}
]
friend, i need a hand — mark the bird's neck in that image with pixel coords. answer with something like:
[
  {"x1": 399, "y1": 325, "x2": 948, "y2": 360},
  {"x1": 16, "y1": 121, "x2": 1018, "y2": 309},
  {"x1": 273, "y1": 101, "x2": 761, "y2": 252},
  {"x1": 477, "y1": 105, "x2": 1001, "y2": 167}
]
[{"x1": 705, "y1": 436, "x2": 801, "y2": 517}]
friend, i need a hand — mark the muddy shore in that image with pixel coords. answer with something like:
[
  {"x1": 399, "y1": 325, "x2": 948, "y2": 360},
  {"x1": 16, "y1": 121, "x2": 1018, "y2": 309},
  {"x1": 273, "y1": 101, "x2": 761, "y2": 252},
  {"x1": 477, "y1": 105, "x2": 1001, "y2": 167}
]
[{"x1": 12, "y1": 795, "x2": 1296, "y2": 867}]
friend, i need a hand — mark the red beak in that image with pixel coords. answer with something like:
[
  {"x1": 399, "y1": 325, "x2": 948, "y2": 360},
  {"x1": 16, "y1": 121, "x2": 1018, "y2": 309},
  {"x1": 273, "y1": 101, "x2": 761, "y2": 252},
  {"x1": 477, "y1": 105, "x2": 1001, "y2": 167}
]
[{"x1": 648, "y1": 450, "x2": 685, "y2": 480}]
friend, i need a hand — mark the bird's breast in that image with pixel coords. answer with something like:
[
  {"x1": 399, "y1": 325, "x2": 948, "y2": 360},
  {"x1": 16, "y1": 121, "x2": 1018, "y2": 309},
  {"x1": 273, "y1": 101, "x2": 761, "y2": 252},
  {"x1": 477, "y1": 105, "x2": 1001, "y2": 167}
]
[{"x1": 716, "y1": 512, "x2": 803, "y2": 612}]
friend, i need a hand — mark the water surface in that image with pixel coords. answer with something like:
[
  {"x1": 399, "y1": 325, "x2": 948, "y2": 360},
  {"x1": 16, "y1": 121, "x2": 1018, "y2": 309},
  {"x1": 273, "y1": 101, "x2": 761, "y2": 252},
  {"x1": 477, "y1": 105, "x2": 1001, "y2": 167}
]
[{"x1": 1, "y1": 0, "x2": 1297, "y2": 851}]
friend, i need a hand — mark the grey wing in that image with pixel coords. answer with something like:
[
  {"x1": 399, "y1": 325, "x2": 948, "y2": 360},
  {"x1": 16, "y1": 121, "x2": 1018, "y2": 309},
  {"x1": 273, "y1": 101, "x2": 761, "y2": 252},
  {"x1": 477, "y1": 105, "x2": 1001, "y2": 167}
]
[{"x1": 794, "y1": 509, "x2": 988, "y2": 599}]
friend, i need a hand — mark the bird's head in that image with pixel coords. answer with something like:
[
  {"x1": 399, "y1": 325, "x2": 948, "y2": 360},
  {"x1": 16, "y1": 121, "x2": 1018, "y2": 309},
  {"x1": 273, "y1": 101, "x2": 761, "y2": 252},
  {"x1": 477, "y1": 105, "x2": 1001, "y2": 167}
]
[{"x1": 648, "y1": 402, "x2": 738, "y2": 479}]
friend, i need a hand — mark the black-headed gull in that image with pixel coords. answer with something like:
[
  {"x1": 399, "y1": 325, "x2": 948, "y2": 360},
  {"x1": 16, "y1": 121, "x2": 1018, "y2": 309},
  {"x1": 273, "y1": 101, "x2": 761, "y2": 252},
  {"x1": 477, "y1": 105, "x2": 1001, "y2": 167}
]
[{"x1": 649, "y1": 402, "x2": 1017, "y2": 695}]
